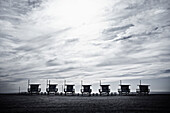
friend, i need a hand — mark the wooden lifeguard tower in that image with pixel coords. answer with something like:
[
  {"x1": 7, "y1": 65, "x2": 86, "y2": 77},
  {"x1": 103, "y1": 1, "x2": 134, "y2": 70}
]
[
  {"x1": 64, "y1": 80, "x2": 75, "y2": 95},
  {"x1": 80, "y1": 81, "x2": 92, "y2": 96},
  {"x1": 118, "y1": 80, "x2": 130, "y2": 95},
  {"x1": 46, "y1": 80, "x2": 58, "y2": 95},
  {"x1": 27, "y1": 80, "x2": 41, "y2": 95},
  {"x1": 136, "y1": 80, "x2": 150, "y2": 95},
  {"x1": 99, "y1": 80, "x2": 110, "y2": 96}
]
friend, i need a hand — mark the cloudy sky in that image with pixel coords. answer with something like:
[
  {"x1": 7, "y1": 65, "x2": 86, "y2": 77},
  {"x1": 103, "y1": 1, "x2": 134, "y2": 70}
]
[{"x1": 0, "y1": 0, "x2": 170, "y2": 93}]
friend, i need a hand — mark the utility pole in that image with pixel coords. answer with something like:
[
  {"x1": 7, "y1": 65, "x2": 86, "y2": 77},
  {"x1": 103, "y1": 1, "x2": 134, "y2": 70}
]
[
  {"x1": 19, "y1": 86, "x2": 20, "y2": 94},
  {"x1": 28, "y1": 79, "x2": 30, "y2": 89}
]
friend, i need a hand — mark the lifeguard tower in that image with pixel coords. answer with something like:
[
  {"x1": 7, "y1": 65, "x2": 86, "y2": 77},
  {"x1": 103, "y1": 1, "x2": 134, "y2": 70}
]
[
  {"x1": 99, "y1": 80, "x2": 110, "y2": 96},
  {"x1": 118, "y1": 80, "x2": 130, "y2": 95},
  {"x1": 27, "y1": 80, "x2": 41, "y2": 95},
  {"x1": 64, "y1": 80, "x2": 75, "y2": 95},
  {"x1": 46, "y1": 80, "x2": 58, "y2": 95},
  {"x1": 136, "y1": 80, "x2": 150, "y2": 95},
  {"x1": 80, "y1": 81, "x2": 92, "y2": 96}
]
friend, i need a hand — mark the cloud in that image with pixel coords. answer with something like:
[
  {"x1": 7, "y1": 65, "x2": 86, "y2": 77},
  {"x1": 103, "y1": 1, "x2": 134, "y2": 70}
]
[
  {"x1": 163, "y1": 69, "x2": 170, "y2": 73},
  {"x1": 0, "y1": 0, "x2": 170, "y2": 92},
  {"x1": 103, "y1": 24, "x2": 134, "y2": 33}
]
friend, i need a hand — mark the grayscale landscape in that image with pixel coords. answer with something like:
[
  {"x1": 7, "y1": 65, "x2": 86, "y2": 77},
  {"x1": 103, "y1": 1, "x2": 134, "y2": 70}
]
[{"x1": 0, "y1": 0, "x2": 170, "y2": 113}]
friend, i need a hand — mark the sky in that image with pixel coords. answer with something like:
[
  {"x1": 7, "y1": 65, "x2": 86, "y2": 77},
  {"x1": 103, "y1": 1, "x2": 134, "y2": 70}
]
[{"x1": 0, "y1": 0, "x2": 170, "y2": 93}]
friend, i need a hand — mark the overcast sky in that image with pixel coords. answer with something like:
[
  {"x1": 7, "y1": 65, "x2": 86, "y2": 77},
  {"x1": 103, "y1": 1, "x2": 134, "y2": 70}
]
[{"x1": 0, "y1": 0, "x2": 170, "y2": 93}]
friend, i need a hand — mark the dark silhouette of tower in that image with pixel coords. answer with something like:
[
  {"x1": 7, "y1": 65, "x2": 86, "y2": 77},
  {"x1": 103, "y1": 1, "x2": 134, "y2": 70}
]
[
  {"x1": 46, "y1": 80, "x2": 58, "y2": 95},
  {"x1": 27, "y1": 80, "x2": 41, "y2": 95},
  {"x1": 64, "y1": 80, "x2": 75, "y2": 96},
  {"x1": 118, "y1": 80, "x2": 130, "y2": 95},
  {"x1": 99, "y1": 80, "x2": 110, "y2": 96},
  {"x1": 80, "y1": 80, "x2": 92, "y2": 96},
  {"x1": 136, "y1": 80, "x2": 150, "y2": 95}
]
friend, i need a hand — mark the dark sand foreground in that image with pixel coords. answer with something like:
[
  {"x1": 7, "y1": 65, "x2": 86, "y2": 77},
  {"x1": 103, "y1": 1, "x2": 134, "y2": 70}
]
[{"x1": 0, "y1": 95, "x2": 170, "y2": 113}]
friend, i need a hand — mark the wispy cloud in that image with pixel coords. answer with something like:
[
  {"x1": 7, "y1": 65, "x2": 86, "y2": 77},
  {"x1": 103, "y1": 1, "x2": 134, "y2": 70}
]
[{"x1": 0, "y1": 0, "x2": 170, "y2": 92}]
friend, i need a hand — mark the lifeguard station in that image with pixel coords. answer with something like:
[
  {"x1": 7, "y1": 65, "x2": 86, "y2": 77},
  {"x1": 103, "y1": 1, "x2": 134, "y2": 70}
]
[
  {"x1": 80, "y1": 81, "x2": 92, "y2": 96},
  {"x1": 27, "y1": 80, "x2": 41, "y2": 95},
  {"x1": 118, "y1": 80, "x2": 130, "y2": 95},
  {"x1": 46, "y1": 80, "x2": 58, "y2": 95},
  {"x1": 99, "y1": 81, "x2": 110, "y2": 96},
  {"x1": 64, "y1": 80, "x2": 75, "y2": 95},
  {"x1": 136, "y1": 80, "x2": 150, "y2": 95}
]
